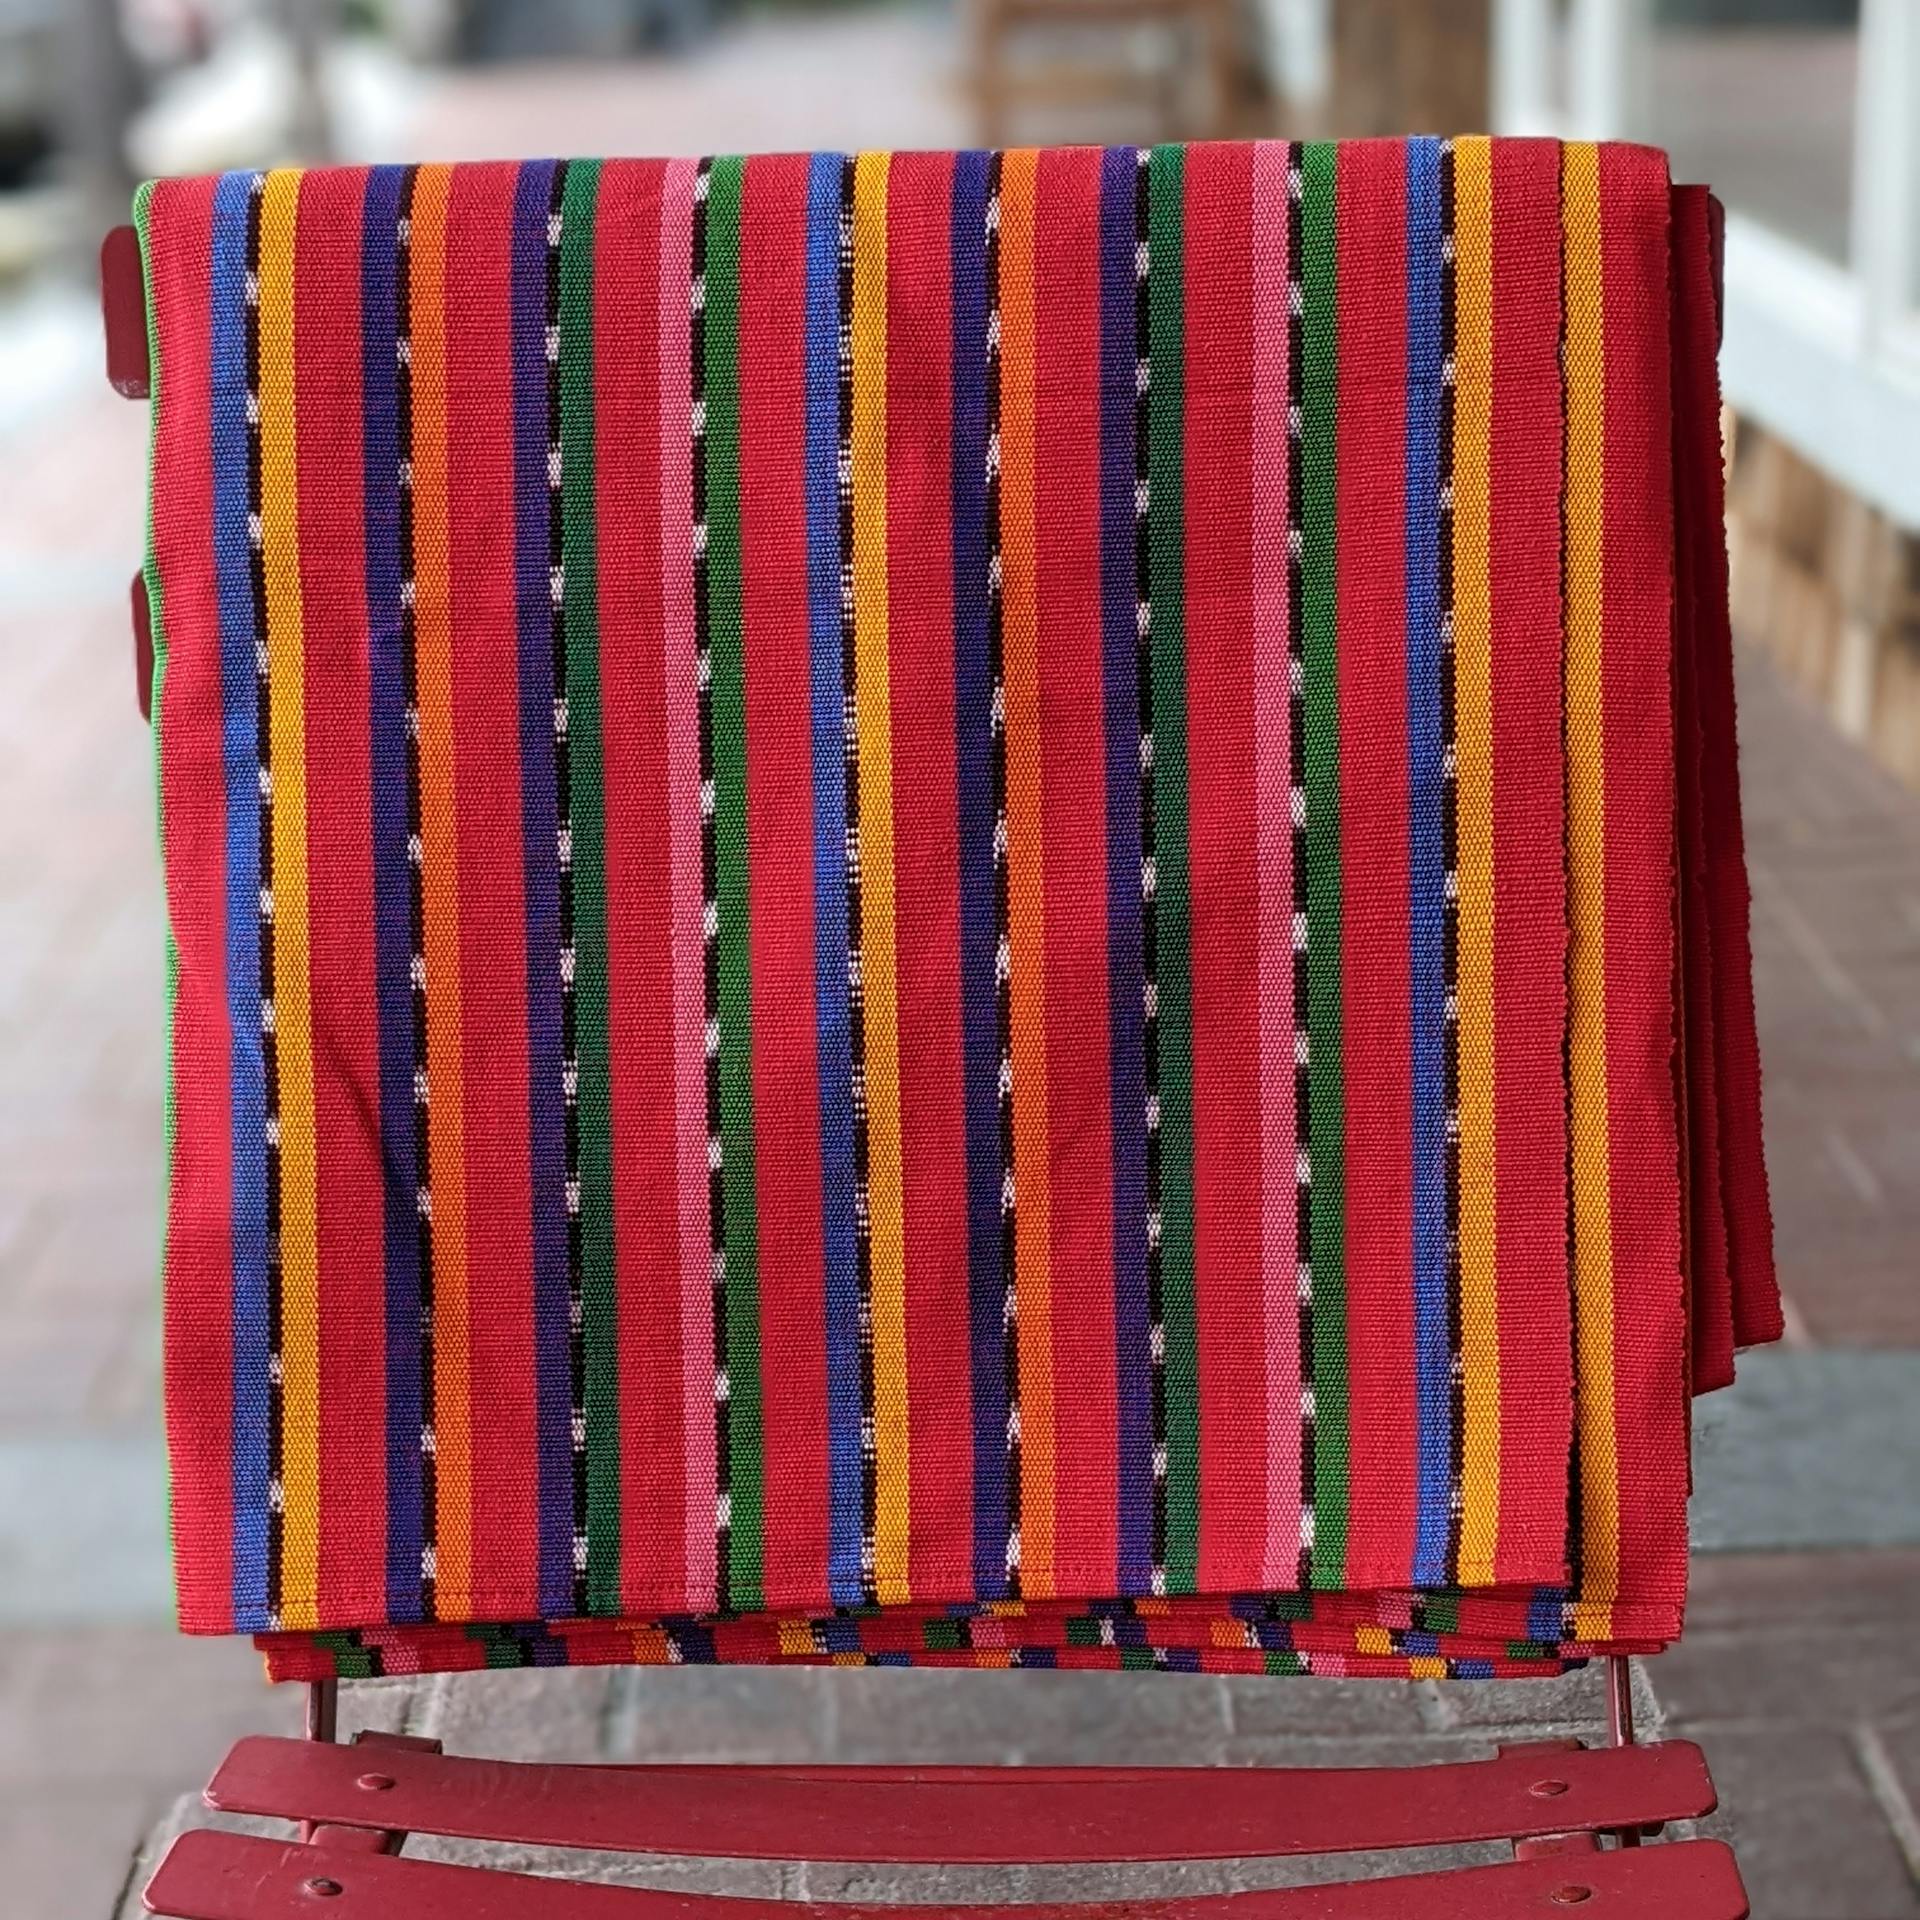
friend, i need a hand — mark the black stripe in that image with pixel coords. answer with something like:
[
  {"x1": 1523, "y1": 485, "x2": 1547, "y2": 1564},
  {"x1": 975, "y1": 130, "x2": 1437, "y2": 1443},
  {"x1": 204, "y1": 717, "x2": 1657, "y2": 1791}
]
[
  {"x1": 543, "y1": 159, "x2": 591, "y2": 1616},
  {"x1": 835, "y1": 153, "x2": 881, "y2": 1608},
  {"x1": 691, "y1": 155, "x2": 735, "y2": 1614},
  {"x1": 390, "y1": 162, "x2": 438, "y2": 1622},
  {"x1": 1133, "y1": 145, "x2": 1169, "y2": 1594},
  {"x1": 243, "y1": 173, "x2": 287, "y2": 1630},
  {"x1": 983, "y1": 148, "x2": 1021, "y2": 1601},
  {"x1": 1556, "y1": 140, "x2": 1582, "y2": 1624},
  {"x1": 1285, "y1": 143, "x2": 1315, "y2": 1590},
  {"x1": 1437, "y1": 139, "x2": 1466, "y2": 1590}
]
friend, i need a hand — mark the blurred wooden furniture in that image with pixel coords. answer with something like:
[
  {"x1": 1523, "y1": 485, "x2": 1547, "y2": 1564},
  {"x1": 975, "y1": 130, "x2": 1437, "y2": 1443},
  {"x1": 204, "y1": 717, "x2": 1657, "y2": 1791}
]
[{"x1": 969, "y1": 0, "x2": 1244, "y2": 146}]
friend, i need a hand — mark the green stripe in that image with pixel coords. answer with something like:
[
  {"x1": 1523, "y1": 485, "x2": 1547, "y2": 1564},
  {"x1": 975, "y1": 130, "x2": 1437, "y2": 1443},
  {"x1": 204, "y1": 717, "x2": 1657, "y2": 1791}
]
[
  {"x1": 313, "y1": 1631, "x2": 380, "y2": 1679},
  {"x1": 705, "y1": 154, "x2": 764, "y2": 1608},
  {"x1": 558, "y1": 158, "x2": 621, "y2": 1608},
  {"x1": 136, "y1": 180, "x2": 186, "y2": 1567},
  {"x1": 1300, "y1": 142, "x2": 1348, "y2": 1583},
  {"x1": 1148, "y1": 143, "x2": 1198, "y2": 1591}
]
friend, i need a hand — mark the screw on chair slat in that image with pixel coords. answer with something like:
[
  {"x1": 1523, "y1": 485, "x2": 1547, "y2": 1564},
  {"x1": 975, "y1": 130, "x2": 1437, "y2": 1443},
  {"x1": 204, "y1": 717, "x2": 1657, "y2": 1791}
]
[
  {"x1": 202, "y1": 1736, "x2": 1717, "y2": 1866},
  {"x1": 144, "y1": 1828, "x2": 1750, "y2": 1920}
]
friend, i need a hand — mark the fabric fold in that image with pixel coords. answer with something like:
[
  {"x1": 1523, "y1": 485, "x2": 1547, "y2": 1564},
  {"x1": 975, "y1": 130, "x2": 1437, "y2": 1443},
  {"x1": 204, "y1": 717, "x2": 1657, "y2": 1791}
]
[{"x1": 139, "y1": 139, "x2": 1777, "y2": 1683}]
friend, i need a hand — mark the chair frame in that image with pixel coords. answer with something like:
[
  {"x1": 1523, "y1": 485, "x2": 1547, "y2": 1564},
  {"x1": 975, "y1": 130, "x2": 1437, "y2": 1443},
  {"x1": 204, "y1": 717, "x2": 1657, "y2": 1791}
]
[{"x1": 102, "y1": 224, "x2": 1748, "y2": 1920}]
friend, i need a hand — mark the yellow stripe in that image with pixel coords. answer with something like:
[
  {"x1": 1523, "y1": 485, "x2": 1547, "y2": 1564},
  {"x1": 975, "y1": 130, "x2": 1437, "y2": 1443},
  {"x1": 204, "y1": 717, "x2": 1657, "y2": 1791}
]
[
  {"x1": 1562, "y1": 142, "x2": 1617, "y2": 1638},
  {"x1": 408, "y1": 163, "x2": 473, "y2": 1619},
  {"x1": 998, "y1": 147, "x2": 1055, "y2": 1598},
  {"x1": 1451, "y1": 137, "x2": 1501, "y2": 1582},
  {"x1": 851, "y1": 149, "x2": 911, "y2": 1604},
  {"x1": 257, "y1": 169, "x2": 319, "y2": 1629}
]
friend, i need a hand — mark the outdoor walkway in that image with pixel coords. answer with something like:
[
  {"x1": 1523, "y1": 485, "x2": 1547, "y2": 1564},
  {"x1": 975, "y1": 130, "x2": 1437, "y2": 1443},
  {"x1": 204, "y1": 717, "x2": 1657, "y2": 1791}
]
[{"x1": 1, "y1": 29, "x2": 1918, "y2": 1914}]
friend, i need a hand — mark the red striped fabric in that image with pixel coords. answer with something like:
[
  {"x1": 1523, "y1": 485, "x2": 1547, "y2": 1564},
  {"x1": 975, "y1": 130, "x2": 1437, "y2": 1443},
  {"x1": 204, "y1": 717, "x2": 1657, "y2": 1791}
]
[{"x1": 134, "y1": 141, "x2": 1778, "y2": 1684}]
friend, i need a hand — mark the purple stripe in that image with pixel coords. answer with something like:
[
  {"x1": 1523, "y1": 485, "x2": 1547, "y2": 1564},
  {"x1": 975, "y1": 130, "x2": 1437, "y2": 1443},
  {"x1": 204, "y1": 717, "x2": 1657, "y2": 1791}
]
[
  {"x1": 510, "y1": 157, "x2": 574, "y2": 1616},
  {"x1": 213, "y1": 168, "x2": 269, "y2": 1628},
  {"x1": 1101, "y1": 145, "x2": 1152, "y2": 1591},
  {"x1": 359, "y1": 162, "x2": 426, "y2": 1623},
  {"x1": 949, "y1": 147, "x2": 1009, "y2": 1598}
]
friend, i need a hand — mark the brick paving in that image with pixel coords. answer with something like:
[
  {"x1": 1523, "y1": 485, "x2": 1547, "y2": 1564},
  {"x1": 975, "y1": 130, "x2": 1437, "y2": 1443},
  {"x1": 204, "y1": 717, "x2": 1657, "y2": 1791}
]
[{"x1": 2, "y1": 32, "x2": 1920, "y2": 1912}]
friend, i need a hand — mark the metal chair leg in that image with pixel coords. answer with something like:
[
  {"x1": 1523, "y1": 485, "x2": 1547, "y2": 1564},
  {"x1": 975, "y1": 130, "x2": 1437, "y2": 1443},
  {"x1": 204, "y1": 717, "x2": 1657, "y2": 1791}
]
[
  {"x1": 1605, "y1": 1656, "x2": 1645, "y2": 1849},
  {"x1": 306, "y1": 1679, "x2": 339, "y2": 1745},
  {"x1": 1606, "y1": 1656, "x2": 1636, "y2": 1749}
]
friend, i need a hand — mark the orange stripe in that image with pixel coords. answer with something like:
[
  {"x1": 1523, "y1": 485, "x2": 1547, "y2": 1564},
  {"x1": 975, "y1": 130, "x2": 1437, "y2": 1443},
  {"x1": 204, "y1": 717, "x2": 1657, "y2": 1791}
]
[
  {"x1": 1451, "y1": 135, "x2": 1501, "y2": 1581},
  {"x1": 998, "y1": 147, "x2": 1055, "y2": 1597},
  {"x1": 1561, "y1": 142, "x2": 1616, "y2": 1640},
  {"x1": 257, "y1": 169, "x2": 319, "y2": 1628},
  {"x1": 409, "y1": 163, "x2": 473, "y2": 1616}
]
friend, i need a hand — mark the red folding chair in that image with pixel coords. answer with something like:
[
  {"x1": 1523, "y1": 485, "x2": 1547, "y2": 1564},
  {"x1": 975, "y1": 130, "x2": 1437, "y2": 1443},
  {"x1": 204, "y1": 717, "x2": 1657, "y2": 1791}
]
[
  {"x1": 133, "y1": 1639, "x2": 1741, "y2": 1917},
  {"x1": 98, "y1": 141, "x2": 1752, "y2": 1919}
]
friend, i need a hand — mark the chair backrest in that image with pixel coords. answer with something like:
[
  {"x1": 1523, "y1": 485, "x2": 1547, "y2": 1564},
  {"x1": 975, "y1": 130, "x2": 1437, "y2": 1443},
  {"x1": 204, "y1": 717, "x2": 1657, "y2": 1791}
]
[{"x1": 128, "y1": 139, "x2": 1775, "y2": 1686}]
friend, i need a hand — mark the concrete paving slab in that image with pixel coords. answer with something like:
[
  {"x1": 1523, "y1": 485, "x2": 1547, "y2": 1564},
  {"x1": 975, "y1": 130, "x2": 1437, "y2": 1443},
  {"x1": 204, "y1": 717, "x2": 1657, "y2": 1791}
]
[
  {"x1": 1691, "y1": 1350, "x2": 1920, "y2": 1551},
  {"x1": 0, "y1": 1432, "x2": 173, "y2": 1625},
  {"x1": 1688, "y1": 1728, "x2": 1920, "y2": 1920}
]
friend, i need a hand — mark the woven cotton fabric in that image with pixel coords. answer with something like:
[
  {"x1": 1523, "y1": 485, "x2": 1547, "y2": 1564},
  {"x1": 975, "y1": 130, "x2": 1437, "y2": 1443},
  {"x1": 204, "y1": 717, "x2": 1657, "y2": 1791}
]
[{"x1": 140, "y1": 139, "x2": 1777, "y2": 1684}]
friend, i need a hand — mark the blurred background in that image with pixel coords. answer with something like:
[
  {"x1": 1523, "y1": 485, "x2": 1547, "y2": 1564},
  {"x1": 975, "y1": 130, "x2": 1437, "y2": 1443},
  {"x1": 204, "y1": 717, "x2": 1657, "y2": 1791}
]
[{"x1": 3, "y1": 1, "x2": 1918, "y2": 1915}]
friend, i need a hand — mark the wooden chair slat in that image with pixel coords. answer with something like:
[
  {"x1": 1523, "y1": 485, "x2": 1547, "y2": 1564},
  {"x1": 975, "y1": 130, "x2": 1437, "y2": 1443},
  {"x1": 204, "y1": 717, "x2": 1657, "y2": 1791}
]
[
  {"x1": 101, "y1": 225, "x2": 149, "y2": 399},
  {"x1": 205, "y1": 1735, "x2": 1717, "y2": 1865},
  {"x1": 145, "y1": 1829, "x2": 1750, "y2": 1920}
]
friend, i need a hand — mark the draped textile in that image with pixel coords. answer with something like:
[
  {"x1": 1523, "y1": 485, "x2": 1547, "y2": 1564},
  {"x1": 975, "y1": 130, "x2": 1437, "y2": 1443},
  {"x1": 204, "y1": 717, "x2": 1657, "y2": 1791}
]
[{"x1": 138, "y1": 140, "x2": 1777, "y2": 1682}]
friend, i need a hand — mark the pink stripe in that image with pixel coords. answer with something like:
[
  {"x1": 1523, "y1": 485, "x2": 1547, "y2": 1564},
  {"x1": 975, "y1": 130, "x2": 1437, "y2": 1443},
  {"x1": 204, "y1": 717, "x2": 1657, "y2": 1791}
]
[
  {"x1": 658, "y1": 156, "x2": 715, "y2": 1612},
  {"x1": 1250, "y1": 138, "x2": 1299, "y2": 1589}
]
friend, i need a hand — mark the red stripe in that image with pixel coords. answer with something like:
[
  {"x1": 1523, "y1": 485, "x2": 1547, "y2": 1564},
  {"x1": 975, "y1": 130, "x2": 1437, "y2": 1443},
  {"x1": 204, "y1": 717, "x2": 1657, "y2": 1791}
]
[
  {"x1": 292, "y1": 165, "x2": 387, "y2": 1621},
  {"x1": 442, "y1": 161, "x2": 539, "y2": 1614},
  {"x1": 153, "y1": 175, "x2": 233, "y2": 1632},
  {"x1": 1668, "y1": 197, "x2": 1736, "y2": 1392},
  {"x1": 1670, "y1": 185, "x2": 1777, "y2": 1362},
  {"x1": 1332, "y1": 137, "x2": 1415, "y2": 1587},
  {"x1": 595, "y1": 159, "x2": 691, "y2": 1611},
  {"x1": 884, "y1": 149, "x2": 975, "y2": 1596},
  {"x1": 739, "y1": 151, "x2": 833, "y2": 1605},
  {"x1": 1183, "y1": 140, "x2": 1264, "y2": 1593},
  {"x1": 1487, "y1": 138, "x2": 1574, "y2": 1570},
  {"x1": 1031, "y1": 145, "x2": 1117, "y2": 1597},
  {"x1": 1598, "y1": 143, "x2": 1689, "y2": 1607}
]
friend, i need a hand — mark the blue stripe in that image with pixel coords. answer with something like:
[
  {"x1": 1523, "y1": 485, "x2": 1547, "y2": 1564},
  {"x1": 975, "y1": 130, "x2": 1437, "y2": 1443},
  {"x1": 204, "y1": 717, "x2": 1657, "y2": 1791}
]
[
  {"x1": 214, "y1": 170, "x2": 268, "y2": 1630},
  {"x1": 1528, "y1": 1586, "x2": 1567, "y2": 1644},
  {"x1": 806, "y1": 151, "x2": 864, "y2": 1608},
  {"x1": 949, "y1": 148, "x2": 1009, "y2": 1599},
  {"x1": 674, "y1": 1620, "x2": 719, "y2": 1664},
  {"x1": 1405, "y1": 135, "x2": 1451, "y2": 1588},
  {"x1": 1100, "y1": 145, "x2": 1153, "y2": 1595},
  {"x1": 510, "y1": 158, "x2": 575, "y2": 1618},
  {"x1": 359, "y1": 163, "x2": 425, "y2": 1624}
]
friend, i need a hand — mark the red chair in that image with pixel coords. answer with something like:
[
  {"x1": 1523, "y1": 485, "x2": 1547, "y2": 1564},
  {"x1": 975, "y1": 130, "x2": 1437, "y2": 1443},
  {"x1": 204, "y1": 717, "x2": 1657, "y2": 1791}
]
[
  {"x1": 140, "y1": 1656, "x2": 1743, "y2": 1918},
  {"x1": 99, "y1": 147, "x2": 1751, "y2": 1918}
]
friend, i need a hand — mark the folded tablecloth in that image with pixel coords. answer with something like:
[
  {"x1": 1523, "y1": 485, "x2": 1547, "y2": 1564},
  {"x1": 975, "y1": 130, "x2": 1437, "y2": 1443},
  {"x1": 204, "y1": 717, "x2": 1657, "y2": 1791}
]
[{"x1": 139, "y1": 139, "x2": 1778, "y2": 1682}]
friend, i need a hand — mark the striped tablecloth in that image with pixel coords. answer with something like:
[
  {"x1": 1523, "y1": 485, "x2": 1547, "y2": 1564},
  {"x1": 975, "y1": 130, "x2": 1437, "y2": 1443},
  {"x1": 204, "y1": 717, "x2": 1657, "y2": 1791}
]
[{"x1": 138, "y1": 139, "x2": 1778, "y2": 1682}]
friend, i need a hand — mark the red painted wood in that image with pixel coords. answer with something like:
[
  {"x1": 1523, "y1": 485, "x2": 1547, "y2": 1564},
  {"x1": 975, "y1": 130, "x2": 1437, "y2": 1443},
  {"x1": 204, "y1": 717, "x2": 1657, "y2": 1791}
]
[
  {"x1": 306, "y1": 1824, "x2": 396, "y2": 1854},
  {"x1": 102, "y1": 225, "x2": 150, "y2": 399},
  {"x1": 144, "y1": 1829, "x2": 1749, "y2": 1920},
  {"x1": 133, "y1": 575, "x2": 153, "y2": 720},
  {"x1": 353, "y1": 1729, "x2": 444, "y2": 1755},
  {"x1": 204, "y1": 1737, "x2": 1716, "y2": 1865}
]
